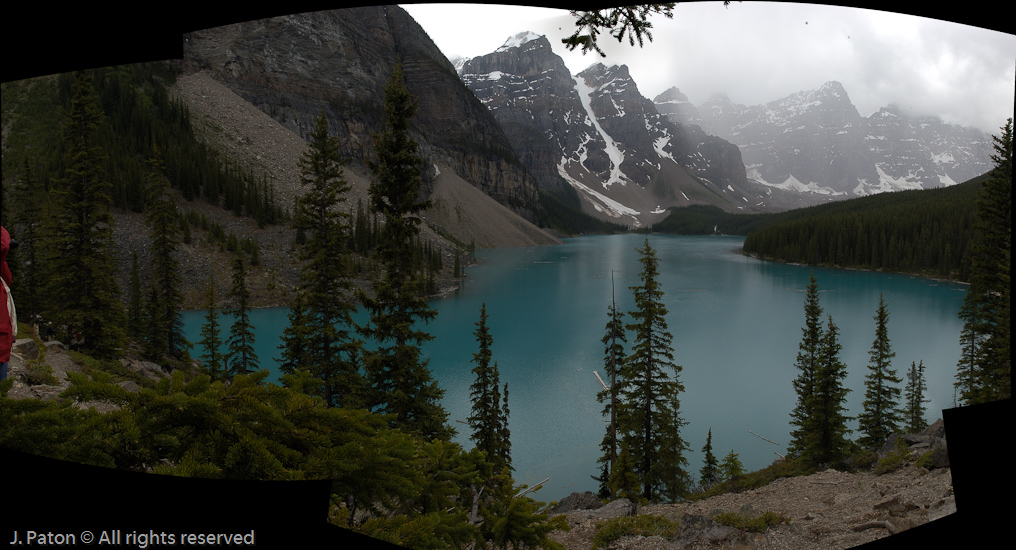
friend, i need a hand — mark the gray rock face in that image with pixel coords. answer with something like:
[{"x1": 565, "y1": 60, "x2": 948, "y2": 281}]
[
  {"x1": 460, "y1": 32, "x2": 766, "y2": 227},
  {"x1": 180, "y1": 6, "x2": 540, "y2": 220},
  {"x1": 878, "y1": 418, "x2": 950, "y2": 468},
  {"x1": 656, "y1": 81, "x2": 994, "y2": 197},
  {"x1": 551, "y1": 491, "x2": 605, "y2": 514}
]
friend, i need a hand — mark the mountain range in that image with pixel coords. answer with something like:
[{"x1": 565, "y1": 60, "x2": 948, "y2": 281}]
[
  {"x1": 150, "y1": 7, "x2": 998, "y2": 237},
  {"x1": 456, "y1": 32, "x2": 996, "y2": 227},
  {"x1": 459, "y1": 32, "x2": 782, "y2": 228},
  {"x1": 654, "y1": 82, "x2": 995, "y2": 197}
]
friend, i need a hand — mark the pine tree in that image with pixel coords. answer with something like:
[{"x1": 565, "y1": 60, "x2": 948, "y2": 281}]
[
  {"x1": 42, "y1": 70, "x2": 127, "y2": 359},
  {"x1": 142, "y1": 282, "x2": 168, "y2": 359},
  {"x1": 10, "y1": 155, "x2": 43, "y2": 324},
  {"x1": 699, "y1": 428, "x2": 719, "y2": 489},
  {"x1": 468, "y1": 303, "x2": 510, "y2": 473},
  {"x1": 955, "y1": 118, "x2": 1011, "y2": 404},
  {"x1": 788, "y1": 272, "x2": 824, "y2": 457},
  {"x1": 224, "y1": 255, "x2": 258, "y2": 377},
  {"x1": 127, "y1": 250, "x2": 143, "y2": 342},
  {"x1": 286, "y1": 111, "x2": 363, "y2": 408},
  {"x1": 145, "y1": 144, "x2": 189, "y2": 360},
  {"x1": 719, "y1": 449, "x2": 744, "y2": 482},
  {"x1": 498, "y1": 379, "x2": 511, "y2": 473},
  {"x1": 278, "y1": 289, "x2": 312, "y2": 383},
  {"x1": 799, "y1": 315, "x2": 852, "y2": 466},
  {"x1": 608, "y1": 441, "x2": 641, "y2": 502},
  {"x1": 857, "y1": 293, "x2": 902, "y2": 448},
  {"x1": 618, "y1": 237, "x2": 687, "y2": 502},
  {"x1": 904, "y1": 360, "x2": 929, "y2": 433},
  {"x1": 358, "y1": 63, "x2": 450, "y2": 441},
  {"x1": 198, "y1": 272, "x2": 225, "y2": 381},
  {"x1": 595, "y1": 288, "x2": 627, "y2": 499}
]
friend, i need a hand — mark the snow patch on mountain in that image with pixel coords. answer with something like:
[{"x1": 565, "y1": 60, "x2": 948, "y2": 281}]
[
  {"x1": 574, "y1": 76, "x2": 629, "y2": 189},
  {"x1": 557, "y1": 158, "x2": 641, "y2": 226},
  {"x1": 748, "y1": 166, "x2": 841, "y2": 195},
  {"x1": 497, "y1": 31, "x2": 542, "y2": 52}
]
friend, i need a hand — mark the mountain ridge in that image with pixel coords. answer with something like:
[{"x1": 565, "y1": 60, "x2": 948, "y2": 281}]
[
  {"x1": 655, "y1": 81, "x2": 995, "y2": 197},
  {"x1": 460, "y1": 32, "x2": 787, "y2": 228}
]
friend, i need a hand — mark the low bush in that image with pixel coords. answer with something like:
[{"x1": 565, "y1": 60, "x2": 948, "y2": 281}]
[
  {"x1": 712, "y1": 510, "x2": 791, "y2": 533},
  {"x1": 592, "y1": 515, "x2": 681, "y2": 549},
  {"x1": 874, "y1": 438, "x2": 912, "y2": 475},
  {"x1": 687, "y1": 457, "x2": 813, "y2": 502}
]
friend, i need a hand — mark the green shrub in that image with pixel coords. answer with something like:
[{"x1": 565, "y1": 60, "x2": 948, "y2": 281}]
[
  {"x1": 914, "y1": 450, "x2": 935, "y2": 470},
  {"x1": 592, "y1": 515, "x2": 681, "y2": 549},
  {"x1": 24, "y1": 360, "x2": 59, "y2": 385},
  {"x1": 688, "y1": 457, "x2": 813, "y2": 502},
  {"x1": 67, "y1": 351, "x2": 154, "y2": 388},
  {"x1": 846, "y1": 447, "x2": 879, "y2": 471},
  {"x1": 874, "y1": 438, "x2": 912, "y2": 475},
  {"x1": 712, "y1": 510, "x2": 791, "y2": 533}
]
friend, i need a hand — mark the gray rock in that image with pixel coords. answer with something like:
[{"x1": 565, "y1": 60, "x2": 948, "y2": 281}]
[
  {"x1": 582, "y1": 498, "x2": 637, "y2": 519},
  {"x1": 930, "y1": 442, "x2": 950, "y2": 468},
  {"x1": 552, "y1": 491, "x2": 605, "y2": 514},
  {"x1": 13, "y1": 338, "x2": 39, "y2": 360},
  {"x1": 676, "y1": 514, "x2": 741, "y2": 546}
]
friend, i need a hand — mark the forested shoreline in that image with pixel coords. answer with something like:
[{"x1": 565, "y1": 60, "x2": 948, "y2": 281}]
[{"x1": 653, "y1": 175, "x2": 987, "y2": 283}]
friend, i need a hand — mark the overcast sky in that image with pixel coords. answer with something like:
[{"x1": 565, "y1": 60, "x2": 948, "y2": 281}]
[{"x1": 400, "y1": 2, "x2": 1015, "y2": 136}]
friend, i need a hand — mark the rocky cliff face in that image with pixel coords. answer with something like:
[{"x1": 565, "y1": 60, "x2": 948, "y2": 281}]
[
  {"x1": 656, "y1": 81, "x2": 994, "y2": 197},
  {"x1": 179, "y1": 5, "x2": 540, "y2": 219},
  {"x1": 460, "y1": 33, "x2": 768, "y2": 227}
]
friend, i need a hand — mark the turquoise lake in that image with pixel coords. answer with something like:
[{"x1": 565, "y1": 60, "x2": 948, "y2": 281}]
[{"x1": 180, "y1": 234, "x2": 966, "y2": 504}]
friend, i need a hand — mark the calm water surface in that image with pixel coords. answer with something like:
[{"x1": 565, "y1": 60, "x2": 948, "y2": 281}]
[{"x1": 181, "y1": 234, "x2": 966, "y2": 503}]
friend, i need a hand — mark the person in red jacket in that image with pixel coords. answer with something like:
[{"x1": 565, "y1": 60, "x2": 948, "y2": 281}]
[{"x1": 1, "y1": 225, "x2": 13, "y2": 381}]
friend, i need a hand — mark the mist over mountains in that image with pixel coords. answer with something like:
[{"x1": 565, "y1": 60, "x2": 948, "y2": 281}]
[
  {"x1": 654, "y1": 81, "x2": 995, "y2": 196},
  {"x1": 456, "y1": 32, "x2": 996, "y2": 227}
]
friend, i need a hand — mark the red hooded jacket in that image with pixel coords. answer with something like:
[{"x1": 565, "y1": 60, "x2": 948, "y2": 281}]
[{"x1": 1, "y1": 226, "x2": 13, "y2": 363}]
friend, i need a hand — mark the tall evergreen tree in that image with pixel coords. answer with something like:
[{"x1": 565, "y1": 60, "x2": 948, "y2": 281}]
[
  {"x1": 358, "y1": 63, "x2": 450, "y2": 441},
  {"x1": 904, "y1": 360, "x2": 929, "y2": 433},
  {"x1": 127, "y1": 250, "x2": 143, "y2": 342},
  {"x1": 799, "y1": 315, "x2": 852, "y2": 466},
  {"x1": 618, "y1": 237, "x2": 687, "y2": 502},
  {"x1": 699, "y1": 428, "x2": 719, "y2": 489},
  {"x1": 224, "y1": 255, "x2": 258, "y2": 377},
  {"x1": 857, "y1": 293, "x2": 902, "y2": 448},
  {"x1": 10, "y1": 155, "x2": 43, "y2": 325},
  {"x1": 955, "y1": 118, "x2": 1011, "y2": 404},
  {"x1": 285, "y1": 111, "x2": 362, "y2": 408},
  {"x1": 42, "y1": 70, "x2": 126, "y2": 359},
  {"x1": 468, "y1": 303, "x2": 510, "y2": 473},
  {"x1": 788, "y1": 272, "x2": 824, "y2": 457},
  {"x1": 278, "y1": 289, "x2": 312, "y2": 383},
  {"x1": 595, "y1": 286, "x2": 627, "y2": 499},
  {"x1": 145, "y1": 144, "x2": 189, "y2": 360},
  {"x1": 198, "y1": 272, "x2": 225, "y2": 382}
]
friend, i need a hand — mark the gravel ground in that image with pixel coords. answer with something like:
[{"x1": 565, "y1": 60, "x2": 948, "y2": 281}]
[{"x1": 549, "y1": 465, "x2": 956, "y2": 550}]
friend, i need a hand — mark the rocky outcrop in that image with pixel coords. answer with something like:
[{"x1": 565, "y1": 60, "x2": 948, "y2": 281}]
[
  {"x1": 179, "y1": 5, "x2": 540, "y2": 220},
  {"x1": 550, "y1": 491, "x2": 605, "y2": 514},
  {"x1": 880, "y1": 418, "x2": 950, "y2": 469}
]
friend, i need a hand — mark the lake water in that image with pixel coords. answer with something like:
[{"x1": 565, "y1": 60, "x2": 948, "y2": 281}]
[{"x1": 180, "y1": 234, "x2": 966, "y2": 504}]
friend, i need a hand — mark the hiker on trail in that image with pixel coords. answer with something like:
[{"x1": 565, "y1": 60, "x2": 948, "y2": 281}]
[{"x1": 1, "y1": 226, "x2": 15, "y2": 381}]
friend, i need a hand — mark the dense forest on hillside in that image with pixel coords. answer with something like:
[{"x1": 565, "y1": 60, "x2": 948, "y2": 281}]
[
  {"x1": 2, "y1": 63, "x2": 286, "y2": 227},
  {"x1": 653, "y1": 176, "x2": 986, "y2": 281}
]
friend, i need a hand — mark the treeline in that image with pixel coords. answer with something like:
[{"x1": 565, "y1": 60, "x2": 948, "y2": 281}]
[
  {"x1": 3, "y1": 63, "x2": 286, "y2": 228},
  {"x1": 740, "y1": 180, "x2": 981, "y2": 280},
  {"x1": 651, "y1": 177, "x2": 986, "y2": 281}
]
